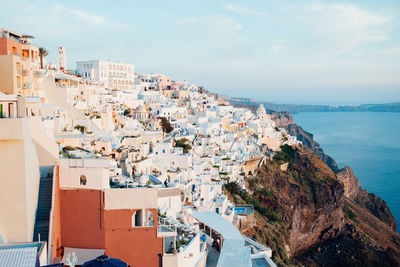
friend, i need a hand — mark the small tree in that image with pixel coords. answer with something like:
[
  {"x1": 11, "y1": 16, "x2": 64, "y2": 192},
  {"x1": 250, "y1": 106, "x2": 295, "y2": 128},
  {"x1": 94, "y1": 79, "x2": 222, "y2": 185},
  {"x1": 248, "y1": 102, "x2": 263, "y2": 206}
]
[
  {"x1": 160, "y1": 117, "x2": 173, "y2": 137},
  {"x1": 198, "y1": 86, "x2": 204, "y2": 94},
  {"x1": 39, "y1": 47, "x2": 48, "y2": 69},
  {"x1": 173, "y1": 138, "x2": 192, "y2": 153},
  {"x1": 131, "y1": 165, "x2": 137, "y2": 178}
]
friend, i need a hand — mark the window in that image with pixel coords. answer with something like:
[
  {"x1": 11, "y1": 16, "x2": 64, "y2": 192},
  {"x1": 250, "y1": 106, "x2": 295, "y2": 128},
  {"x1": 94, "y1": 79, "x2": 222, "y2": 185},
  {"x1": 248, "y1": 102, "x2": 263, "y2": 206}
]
[
  {"x1": 80, "y1": 175, "x2": 87, "y2": 185},
  {"x1": 132, "y1": 209, "x2": 154, "y2": 227}
]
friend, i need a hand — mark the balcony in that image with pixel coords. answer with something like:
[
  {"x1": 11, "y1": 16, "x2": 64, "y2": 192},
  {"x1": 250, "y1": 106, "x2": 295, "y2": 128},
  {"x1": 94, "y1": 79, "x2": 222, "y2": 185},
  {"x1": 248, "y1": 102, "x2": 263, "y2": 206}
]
[
  {"x1": 22, "y1": 82, "x2": 32, "y2": 89},
  {"x1": 157, "y1": 216, "x2": 177, "y2": 237},
  {"x1": 22, "y1": 69, "x2": 29, "y2": 76},
  {"x1": 33, "y1": 71, "x2": 41, "y2": 78}
]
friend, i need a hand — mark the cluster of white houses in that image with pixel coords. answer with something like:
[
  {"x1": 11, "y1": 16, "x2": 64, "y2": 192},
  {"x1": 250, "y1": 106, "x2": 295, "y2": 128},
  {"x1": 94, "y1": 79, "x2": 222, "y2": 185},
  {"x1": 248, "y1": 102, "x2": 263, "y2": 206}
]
[{"x1": 0, "y1": 28, "x2": 302, "y2": 267}]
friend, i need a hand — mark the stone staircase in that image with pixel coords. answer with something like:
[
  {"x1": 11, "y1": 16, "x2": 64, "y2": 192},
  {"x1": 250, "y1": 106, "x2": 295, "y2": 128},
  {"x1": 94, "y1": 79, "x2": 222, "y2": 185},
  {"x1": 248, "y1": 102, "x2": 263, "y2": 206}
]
[{"x1": 33, "y1": 167, "x2": 54, "y2": 243}]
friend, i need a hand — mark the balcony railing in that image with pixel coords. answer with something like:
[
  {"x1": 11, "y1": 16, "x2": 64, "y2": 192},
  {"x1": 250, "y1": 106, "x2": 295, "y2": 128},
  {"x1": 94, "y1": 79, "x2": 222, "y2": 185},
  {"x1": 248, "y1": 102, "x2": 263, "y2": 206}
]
[
  {"x1": 33, "y1": 71, "x2": 41, "y2": 78},
  {"x1": 22, "y1": 82, "x2": 32, "y2": 89},
  {"x1": 22, "y1": 69, "x2": 29, "y2": 76},
  {"x1": 158, "y1": 216, "x2": 177, "y2": 235}
]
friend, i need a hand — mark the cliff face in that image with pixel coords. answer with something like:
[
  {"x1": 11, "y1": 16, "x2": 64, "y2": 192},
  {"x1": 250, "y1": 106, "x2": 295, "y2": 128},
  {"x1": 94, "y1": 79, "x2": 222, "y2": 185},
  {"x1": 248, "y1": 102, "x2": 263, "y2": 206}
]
[
  {"x1": 271, "y1": 111, "x2": 339, "y2": 172},
  {"x1": 337, "y1": 166, "x2": 397, "y2": 231},
  {"x1": 225, "y1": 145, "x2": 400, "y2": 266},
  {"x1": 226, "y1": 146, "x2": 345, "y2": 265}
]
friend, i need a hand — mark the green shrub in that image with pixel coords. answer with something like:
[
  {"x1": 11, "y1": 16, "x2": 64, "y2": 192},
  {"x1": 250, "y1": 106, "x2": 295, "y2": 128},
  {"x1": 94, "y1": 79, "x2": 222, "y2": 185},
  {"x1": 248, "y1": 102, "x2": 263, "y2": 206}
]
[
  {"x1": 273, "y1": 144, "x2": 295, "y2": 163},
  {"x1": 173, "y1": 138, "x2": 192, "y2": 153},
  {"x1": 343, "y1": 203, "x2": 356, "y2": 221}
]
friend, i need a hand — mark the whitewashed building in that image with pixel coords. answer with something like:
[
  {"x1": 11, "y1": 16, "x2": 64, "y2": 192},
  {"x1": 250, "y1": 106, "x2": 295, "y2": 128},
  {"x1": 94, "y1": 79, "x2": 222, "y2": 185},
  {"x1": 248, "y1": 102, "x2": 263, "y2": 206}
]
[{"x1": 76, "y1": 60, "x2": 135, "y2": 90}]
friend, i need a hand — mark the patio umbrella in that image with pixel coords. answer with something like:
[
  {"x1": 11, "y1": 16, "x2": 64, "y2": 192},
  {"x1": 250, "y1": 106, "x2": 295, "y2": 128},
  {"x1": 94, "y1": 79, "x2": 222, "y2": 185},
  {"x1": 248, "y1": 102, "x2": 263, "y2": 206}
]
[{"x1": 81, "y1": 255, "x2": 127, "y2": 267}]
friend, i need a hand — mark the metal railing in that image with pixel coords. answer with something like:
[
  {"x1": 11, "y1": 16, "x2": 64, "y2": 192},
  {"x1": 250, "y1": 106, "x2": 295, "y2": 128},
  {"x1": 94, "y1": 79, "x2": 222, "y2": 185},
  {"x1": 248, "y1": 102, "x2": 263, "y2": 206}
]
[{"x1": 158, "y1": 216, "x2": 177, "y2": 233}]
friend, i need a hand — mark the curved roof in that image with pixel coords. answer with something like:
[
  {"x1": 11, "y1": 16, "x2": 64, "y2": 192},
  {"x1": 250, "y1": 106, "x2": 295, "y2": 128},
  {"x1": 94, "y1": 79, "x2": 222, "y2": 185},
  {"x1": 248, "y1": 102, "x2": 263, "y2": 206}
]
[
  {"x1": 135, "y1": 105, "x2": 147, "y2": 113},
  {"x1": 192, "y1": 211, "x2": 251, "y2": 267}
]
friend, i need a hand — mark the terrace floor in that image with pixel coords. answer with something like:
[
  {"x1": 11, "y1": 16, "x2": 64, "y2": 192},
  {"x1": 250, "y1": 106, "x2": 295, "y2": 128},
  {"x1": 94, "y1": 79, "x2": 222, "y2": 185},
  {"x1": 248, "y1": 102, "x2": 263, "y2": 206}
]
[{"x1": 206, "y1": 243, "x2": 219, "y2": 267}]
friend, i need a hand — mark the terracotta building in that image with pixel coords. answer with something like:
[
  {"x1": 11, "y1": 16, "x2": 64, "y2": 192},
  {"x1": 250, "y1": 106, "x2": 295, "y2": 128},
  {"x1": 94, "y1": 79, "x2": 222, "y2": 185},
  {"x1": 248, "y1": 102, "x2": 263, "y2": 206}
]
[{"x1": 49, "y1": 161, "x2": 164, "y2": 266}]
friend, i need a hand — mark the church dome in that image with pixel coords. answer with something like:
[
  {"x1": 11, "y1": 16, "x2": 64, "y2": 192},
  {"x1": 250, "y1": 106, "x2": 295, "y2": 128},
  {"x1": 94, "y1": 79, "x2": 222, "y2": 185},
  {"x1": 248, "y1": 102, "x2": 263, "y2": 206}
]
[{"x1": 135, "y1": 105, "x2": 147, "y2": 113}]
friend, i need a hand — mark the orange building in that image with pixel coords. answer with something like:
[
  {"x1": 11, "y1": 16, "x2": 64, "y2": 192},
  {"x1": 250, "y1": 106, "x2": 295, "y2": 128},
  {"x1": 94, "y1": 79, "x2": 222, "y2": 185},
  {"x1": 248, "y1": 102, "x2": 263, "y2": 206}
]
[
  {"x1": 49, "y1": 166, "x2": 164, "y2": 266},
  {"x1": 0, "y1": 34, "x2": 22, "y2": 56},
  {"x1": 0, "y1": 28, "x2": 40, "y2": 96}
]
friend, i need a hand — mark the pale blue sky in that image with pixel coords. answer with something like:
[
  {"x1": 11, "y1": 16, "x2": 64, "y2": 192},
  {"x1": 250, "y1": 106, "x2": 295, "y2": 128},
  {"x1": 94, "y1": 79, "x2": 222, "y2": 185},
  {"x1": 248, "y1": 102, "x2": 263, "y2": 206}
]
[{"x1": 1, "y1": 0, "x2": 399, "y2": 104}]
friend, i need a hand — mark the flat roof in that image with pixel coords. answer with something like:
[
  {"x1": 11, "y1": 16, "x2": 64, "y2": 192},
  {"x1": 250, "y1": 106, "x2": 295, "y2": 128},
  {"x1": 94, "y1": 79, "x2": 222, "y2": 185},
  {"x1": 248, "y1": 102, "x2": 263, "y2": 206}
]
[
  {"x1": 191, "y1": 211, "x2": 251, "y2": 267},
  {"x1": 0, "y1": 242, "x2": 44, "y2": 267}
]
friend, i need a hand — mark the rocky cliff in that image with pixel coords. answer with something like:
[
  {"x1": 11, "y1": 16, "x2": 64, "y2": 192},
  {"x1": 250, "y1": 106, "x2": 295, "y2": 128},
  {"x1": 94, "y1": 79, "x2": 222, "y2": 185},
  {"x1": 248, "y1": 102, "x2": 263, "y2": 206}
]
[
  {"x1": 337, "y1": 166, "x2": 397, "y2": 231},
  {"x1": 224, "y1": 145, "x2": 400, "y2": 266},
  {"x1": 271, "y1": 111, "x2": 339, "y2": 172},
  {"x1": 224, "y1": 99, "x2": 400, "y2": 265}
]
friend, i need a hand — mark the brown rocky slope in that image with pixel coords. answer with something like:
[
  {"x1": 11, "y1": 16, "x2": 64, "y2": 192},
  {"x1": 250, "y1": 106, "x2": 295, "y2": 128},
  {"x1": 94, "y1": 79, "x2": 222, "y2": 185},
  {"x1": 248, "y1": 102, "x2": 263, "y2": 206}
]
[
  {"x1": 271, "y1": 111, "x2": 339, "y2": 172},
  {"x1": 224, "y1": 145, "x2": 400, "y2": 266}
]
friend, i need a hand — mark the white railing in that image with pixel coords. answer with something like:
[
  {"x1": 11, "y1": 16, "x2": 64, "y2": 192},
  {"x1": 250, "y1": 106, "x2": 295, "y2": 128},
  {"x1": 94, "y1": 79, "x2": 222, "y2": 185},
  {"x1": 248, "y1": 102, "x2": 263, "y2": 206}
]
[{"x1": 158, "y1": 216, "x2": 177, "y2": 233}]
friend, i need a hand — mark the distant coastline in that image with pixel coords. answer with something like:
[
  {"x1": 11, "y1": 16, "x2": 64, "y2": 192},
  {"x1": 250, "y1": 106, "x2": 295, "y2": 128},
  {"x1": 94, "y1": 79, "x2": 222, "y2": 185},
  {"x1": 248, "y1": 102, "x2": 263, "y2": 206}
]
[{"x1": 224, "y1": 96, "x2": 400, "y2": 113}]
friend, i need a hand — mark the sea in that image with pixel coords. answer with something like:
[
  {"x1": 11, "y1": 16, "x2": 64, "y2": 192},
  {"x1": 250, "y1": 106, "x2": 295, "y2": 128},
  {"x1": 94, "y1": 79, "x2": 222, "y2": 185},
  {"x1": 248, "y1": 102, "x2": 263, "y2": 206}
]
[{"x1": 293, "y1": 112, "x2": 400, "y2": 231}]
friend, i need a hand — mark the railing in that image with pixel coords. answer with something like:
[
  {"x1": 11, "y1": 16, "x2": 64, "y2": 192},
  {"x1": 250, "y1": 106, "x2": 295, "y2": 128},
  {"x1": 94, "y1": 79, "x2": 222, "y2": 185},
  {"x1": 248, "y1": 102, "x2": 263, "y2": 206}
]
[
  {"x1": 158, "y1": 216, "x2": 177, "y2": 233},
  {"x1": 22, "y1": 82, "x2": 32, "y2": 89},
  {"x1": 22, "y1": 69, "x2": 30, "y2": 76},
  {"x1": 33, "y1": 71, "x2": 41, "y2": 78}
]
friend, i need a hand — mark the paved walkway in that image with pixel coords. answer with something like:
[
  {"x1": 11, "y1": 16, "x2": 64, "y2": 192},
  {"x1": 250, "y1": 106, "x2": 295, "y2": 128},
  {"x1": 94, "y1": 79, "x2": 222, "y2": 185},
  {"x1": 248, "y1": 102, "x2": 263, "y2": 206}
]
[{"x1": 206, "y1": 243, "x2": 219, "y2": 267}]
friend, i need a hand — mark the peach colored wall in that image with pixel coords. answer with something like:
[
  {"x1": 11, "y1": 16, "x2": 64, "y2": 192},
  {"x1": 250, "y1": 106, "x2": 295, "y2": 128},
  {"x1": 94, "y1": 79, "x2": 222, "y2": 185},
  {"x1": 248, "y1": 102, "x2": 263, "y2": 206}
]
[
  {"x1": 0, "y1": 38, "x2": 22, "y2": 56},
  {"x1": 60, "y1": 189, "x2": 106, "y2": 248},
  {"x1": 59, "y1": 189, "x2": 163, "y2": 266},
  {"x1": 158, "y1": 76, "x2": 173, "y2": 90},
  {"x1": 50, "y1": 166, "x2": 63, "y2": 264},
  {"x1": 104, "y1": 209, "x2": 163, "y2": 267}
]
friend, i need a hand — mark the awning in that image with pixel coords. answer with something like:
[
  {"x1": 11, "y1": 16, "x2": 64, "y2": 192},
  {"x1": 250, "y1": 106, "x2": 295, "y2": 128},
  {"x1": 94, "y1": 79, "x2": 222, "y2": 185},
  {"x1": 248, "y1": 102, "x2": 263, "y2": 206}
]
[
  {"x1": 0, "y1": 246, "x2": 38, "y2": 267},
  {"x1": 192, "y1": 211, "x2": 251, "y2": 267},
  {"x1": 61, "y1": 247, "x2": 105, "y2": 265}
]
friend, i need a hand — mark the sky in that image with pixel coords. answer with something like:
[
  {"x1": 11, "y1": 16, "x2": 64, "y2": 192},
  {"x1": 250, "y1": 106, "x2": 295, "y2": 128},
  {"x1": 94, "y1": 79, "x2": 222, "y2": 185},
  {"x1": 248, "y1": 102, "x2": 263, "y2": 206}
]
[{"x1": 1, "y1": 0, "x2": 399, "y2": 105}]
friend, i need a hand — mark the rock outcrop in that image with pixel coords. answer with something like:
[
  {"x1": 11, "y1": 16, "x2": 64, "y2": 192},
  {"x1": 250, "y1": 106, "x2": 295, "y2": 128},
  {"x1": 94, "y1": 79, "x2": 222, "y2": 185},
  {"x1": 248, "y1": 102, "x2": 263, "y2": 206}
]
[
  {"x1": 225, "y1": 145, "x2": 400, "y2": 266},
  {"x1": 337, "y1": 166, "x2": 397, "y2": 231},
  {"x1": 270, "y1": 112, "x2": 339, "y2": 172}
]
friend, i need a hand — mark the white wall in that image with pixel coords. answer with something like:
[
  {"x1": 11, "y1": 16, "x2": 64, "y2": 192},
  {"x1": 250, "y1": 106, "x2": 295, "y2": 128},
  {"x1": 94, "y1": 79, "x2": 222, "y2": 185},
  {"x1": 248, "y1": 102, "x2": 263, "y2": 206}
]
[
  {"x1": 59, "y1": 162, "x2": 109, "y2": 190},
  {"x1": 0, "y1": 118, "x2": 40, "y2": 243},
  {"x1": 104, "y1": 188, "x2": 158, "y2": 210}
]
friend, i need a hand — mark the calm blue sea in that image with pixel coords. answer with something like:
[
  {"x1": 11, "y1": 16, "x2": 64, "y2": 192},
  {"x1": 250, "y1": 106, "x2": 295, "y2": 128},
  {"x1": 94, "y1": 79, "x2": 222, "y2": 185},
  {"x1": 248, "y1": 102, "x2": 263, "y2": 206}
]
[{"x1": 293, "y1": 112, "x2": 400, "y2": 231}]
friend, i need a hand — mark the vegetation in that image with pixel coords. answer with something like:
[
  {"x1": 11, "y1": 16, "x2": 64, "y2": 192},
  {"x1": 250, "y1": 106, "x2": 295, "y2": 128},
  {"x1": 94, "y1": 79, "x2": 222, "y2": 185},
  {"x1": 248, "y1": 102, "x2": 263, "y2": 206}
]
[
  {"x1": 224, "y1": 182, "x2": 280, "y2": 222},
  {"x1": 198, "y1": 86, "x2": 205, "y2": 94},
  {"x1": 343, "y1": 203, "x2": 357, "y2": 221},
  {"x1": 254, "y1": 187, "x2": 275, "y2": 198},
  {"x1": 39, "y1": 47, "x2": 48, "y2": 69},
  {"x1": 74, "y1": 125, "x2": 85, "y2": 133},
  {"x1": 63, "y1": 146, "x2": 75, "y2": 151},
  {"x1": 131, "y1": 165, "x2": 136, "y2": 178},
  {"x1": 173, "y1": 138, "x2": 192, "y2": 153},
  {"x1": 160, "y1": 117, "x2": 173, "y2": 135},
  {"x1": 123, "y1": 108, "x2": 133, "y2": 117},
  {"x1": 273, "y1": 144, "x2": 295, "y2": 164}
]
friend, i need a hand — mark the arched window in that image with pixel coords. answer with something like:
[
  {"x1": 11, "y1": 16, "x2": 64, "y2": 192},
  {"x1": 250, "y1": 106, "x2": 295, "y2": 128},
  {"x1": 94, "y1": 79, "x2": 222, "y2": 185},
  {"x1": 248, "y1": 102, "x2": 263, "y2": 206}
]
[
  {"x1": 132, "y1": 209, "x2": 154, "y2": 227},
  {"x1": 80, "y1": 175, "x2": 87, "y2": 185},
  {"x1": 133, "y1": 209, "x2": 144, "y2": 227}
]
